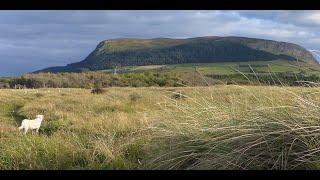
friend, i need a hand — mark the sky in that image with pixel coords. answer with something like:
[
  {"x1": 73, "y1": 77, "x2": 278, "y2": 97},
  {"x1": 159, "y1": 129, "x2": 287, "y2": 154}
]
[{"x1": 1, "y1": 10, "x2": 320, "y2": 77}]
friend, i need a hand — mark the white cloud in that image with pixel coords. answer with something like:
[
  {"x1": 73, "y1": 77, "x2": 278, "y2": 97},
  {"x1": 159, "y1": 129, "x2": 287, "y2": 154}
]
[{"x1": 0, "y1": 10, "x2": 319, "y2": 76}]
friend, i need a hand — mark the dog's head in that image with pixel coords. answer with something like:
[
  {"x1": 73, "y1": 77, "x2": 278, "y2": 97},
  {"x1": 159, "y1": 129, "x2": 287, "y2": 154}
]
[{"x1": 36, "y1": 115, "x2": 44, "y2": 120}]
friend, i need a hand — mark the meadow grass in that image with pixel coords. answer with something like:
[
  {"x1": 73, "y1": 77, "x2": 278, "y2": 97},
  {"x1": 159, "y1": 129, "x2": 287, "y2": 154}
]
[
  {"x1": 150, "y1": 86, "x2": 320, "y2": 169},
  {"x1": 98, "y1": 60, "x2": 320, "y2": 76},
  {"x1": 0, "y1": 86, "x2": 320, "y2": 169}
]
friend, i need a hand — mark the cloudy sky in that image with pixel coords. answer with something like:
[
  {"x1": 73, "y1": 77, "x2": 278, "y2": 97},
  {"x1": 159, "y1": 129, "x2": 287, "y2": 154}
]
[{"x1": 1, "y1": 10, "x2": 320, "y2": 76}]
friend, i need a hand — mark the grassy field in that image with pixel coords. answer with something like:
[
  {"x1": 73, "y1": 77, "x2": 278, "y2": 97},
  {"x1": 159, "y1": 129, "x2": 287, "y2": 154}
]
[
  {"x1": 100, "y1": 60, "x2": 320, "y2": 76},
  {"x1": 1, "y1": 85, "x2": 320, "y2": 169}
]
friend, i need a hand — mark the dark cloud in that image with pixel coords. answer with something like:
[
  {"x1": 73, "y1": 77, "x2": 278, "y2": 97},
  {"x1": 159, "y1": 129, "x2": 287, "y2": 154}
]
[{"x1": 0, "y1": 10, "x2": 319, "y2": 76}]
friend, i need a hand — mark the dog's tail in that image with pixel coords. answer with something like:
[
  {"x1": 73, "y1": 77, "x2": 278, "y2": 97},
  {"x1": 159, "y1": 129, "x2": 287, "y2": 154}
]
[{"x1": 18, "y1": 126, "x2": 23, "y2": 130}]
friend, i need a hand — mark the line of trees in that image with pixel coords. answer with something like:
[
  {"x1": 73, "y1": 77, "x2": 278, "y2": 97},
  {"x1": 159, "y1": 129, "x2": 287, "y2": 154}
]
[
  {"x1": 0, "y1": 72, "x2": 183, "y2": 89},
  {"x1": 1, "y1": 71, "x2": 320, "y2": 89}
]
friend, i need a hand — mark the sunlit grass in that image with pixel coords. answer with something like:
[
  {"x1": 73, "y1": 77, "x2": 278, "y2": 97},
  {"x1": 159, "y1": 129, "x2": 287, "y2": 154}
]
[
  {"x1": 150, "y1": 86, "x2": 320, "y2": 169},
  {"x1": 1, "y1": 86, "x2": 320, "y2": 169}
]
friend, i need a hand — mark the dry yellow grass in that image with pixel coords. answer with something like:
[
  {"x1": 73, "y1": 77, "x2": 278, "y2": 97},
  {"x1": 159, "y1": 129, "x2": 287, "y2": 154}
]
[{"x1": 0, "y1": 86, "x2": 320, "y2": 169}]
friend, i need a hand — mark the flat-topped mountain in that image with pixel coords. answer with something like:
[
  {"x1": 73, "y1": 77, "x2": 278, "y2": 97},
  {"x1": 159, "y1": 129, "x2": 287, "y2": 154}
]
[{"x1": 37, "y1": 36, "x2": 319, "y2": 73}]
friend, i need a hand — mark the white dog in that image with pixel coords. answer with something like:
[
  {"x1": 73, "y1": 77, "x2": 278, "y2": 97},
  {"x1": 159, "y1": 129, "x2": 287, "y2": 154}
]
[{"x1": 18, "y1": 115, "x2": 44, "y2": 135}]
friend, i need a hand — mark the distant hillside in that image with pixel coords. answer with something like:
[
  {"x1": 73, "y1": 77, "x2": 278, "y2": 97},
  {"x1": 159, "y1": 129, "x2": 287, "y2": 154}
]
[{"x1": 37, "y1": 36, "x2": 319, "y2": 73}]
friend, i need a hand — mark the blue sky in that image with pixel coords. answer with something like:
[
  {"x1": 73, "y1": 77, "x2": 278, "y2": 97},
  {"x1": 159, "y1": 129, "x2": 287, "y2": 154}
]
[{"x1": 1, "y1": 10, "x2": 320, "y2": 76}]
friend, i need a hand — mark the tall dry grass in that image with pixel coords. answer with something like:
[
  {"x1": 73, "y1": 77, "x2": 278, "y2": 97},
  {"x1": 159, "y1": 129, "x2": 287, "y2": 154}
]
[
  {"x1": 0, "y1": 88, "x2": 162, "y2": 169},
  {"x1": 149, "y1": 86, "x2": 320, "y2": 169},
  {"x1": 1, "y1": 86, "x2": 320, "y2": 169}
]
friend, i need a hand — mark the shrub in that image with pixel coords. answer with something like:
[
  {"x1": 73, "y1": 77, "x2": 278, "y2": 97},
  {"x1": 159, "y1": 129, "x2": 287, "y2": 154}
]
[
  {"x1": 170, "y1": 91, "x2": 187, "y2": 100},
  {"x1": 35, "y1": 93, "x2": 44, "y2": 98},
  {"x1": 91, "y1": 88, "x2": 105, "y2": 94},
  {"x1": 129, "y1": 93, "x2": 142, "y2": 102},
  {"x1": 40, "y1": 120, "x2": 66, "y2": 136}
]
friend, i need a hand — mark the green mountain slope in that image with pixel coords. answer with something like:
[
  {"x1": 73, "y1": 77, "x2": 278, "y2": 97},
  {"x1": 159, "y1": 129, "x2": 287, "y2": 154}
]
[{"x1": 37, "y1": 36, "x2": 319, "y2": 73}]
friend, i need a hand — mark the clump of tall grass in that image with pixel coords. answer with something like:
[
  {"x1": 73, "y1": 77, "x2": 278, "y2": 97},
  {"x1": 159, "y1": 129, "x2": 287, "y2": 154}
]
[
  {"x1": 35, "y1": 93, "x2": 44, "y2": 98},
  {"x1": 129, "y1": 92, "x2": 142, "y2": 102},
  {"x1": 91, "y1": 87, "x2": 105, "y2": 94},
  {"x1": 91, "y1": 82, "x2": 105, "y2": 94},
  {"x1": 169, "y1": 90, "x2": 187, "y2": 100},
  {"x1": 150, "y1": 86, "x2": 320, "y2": 169}
]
